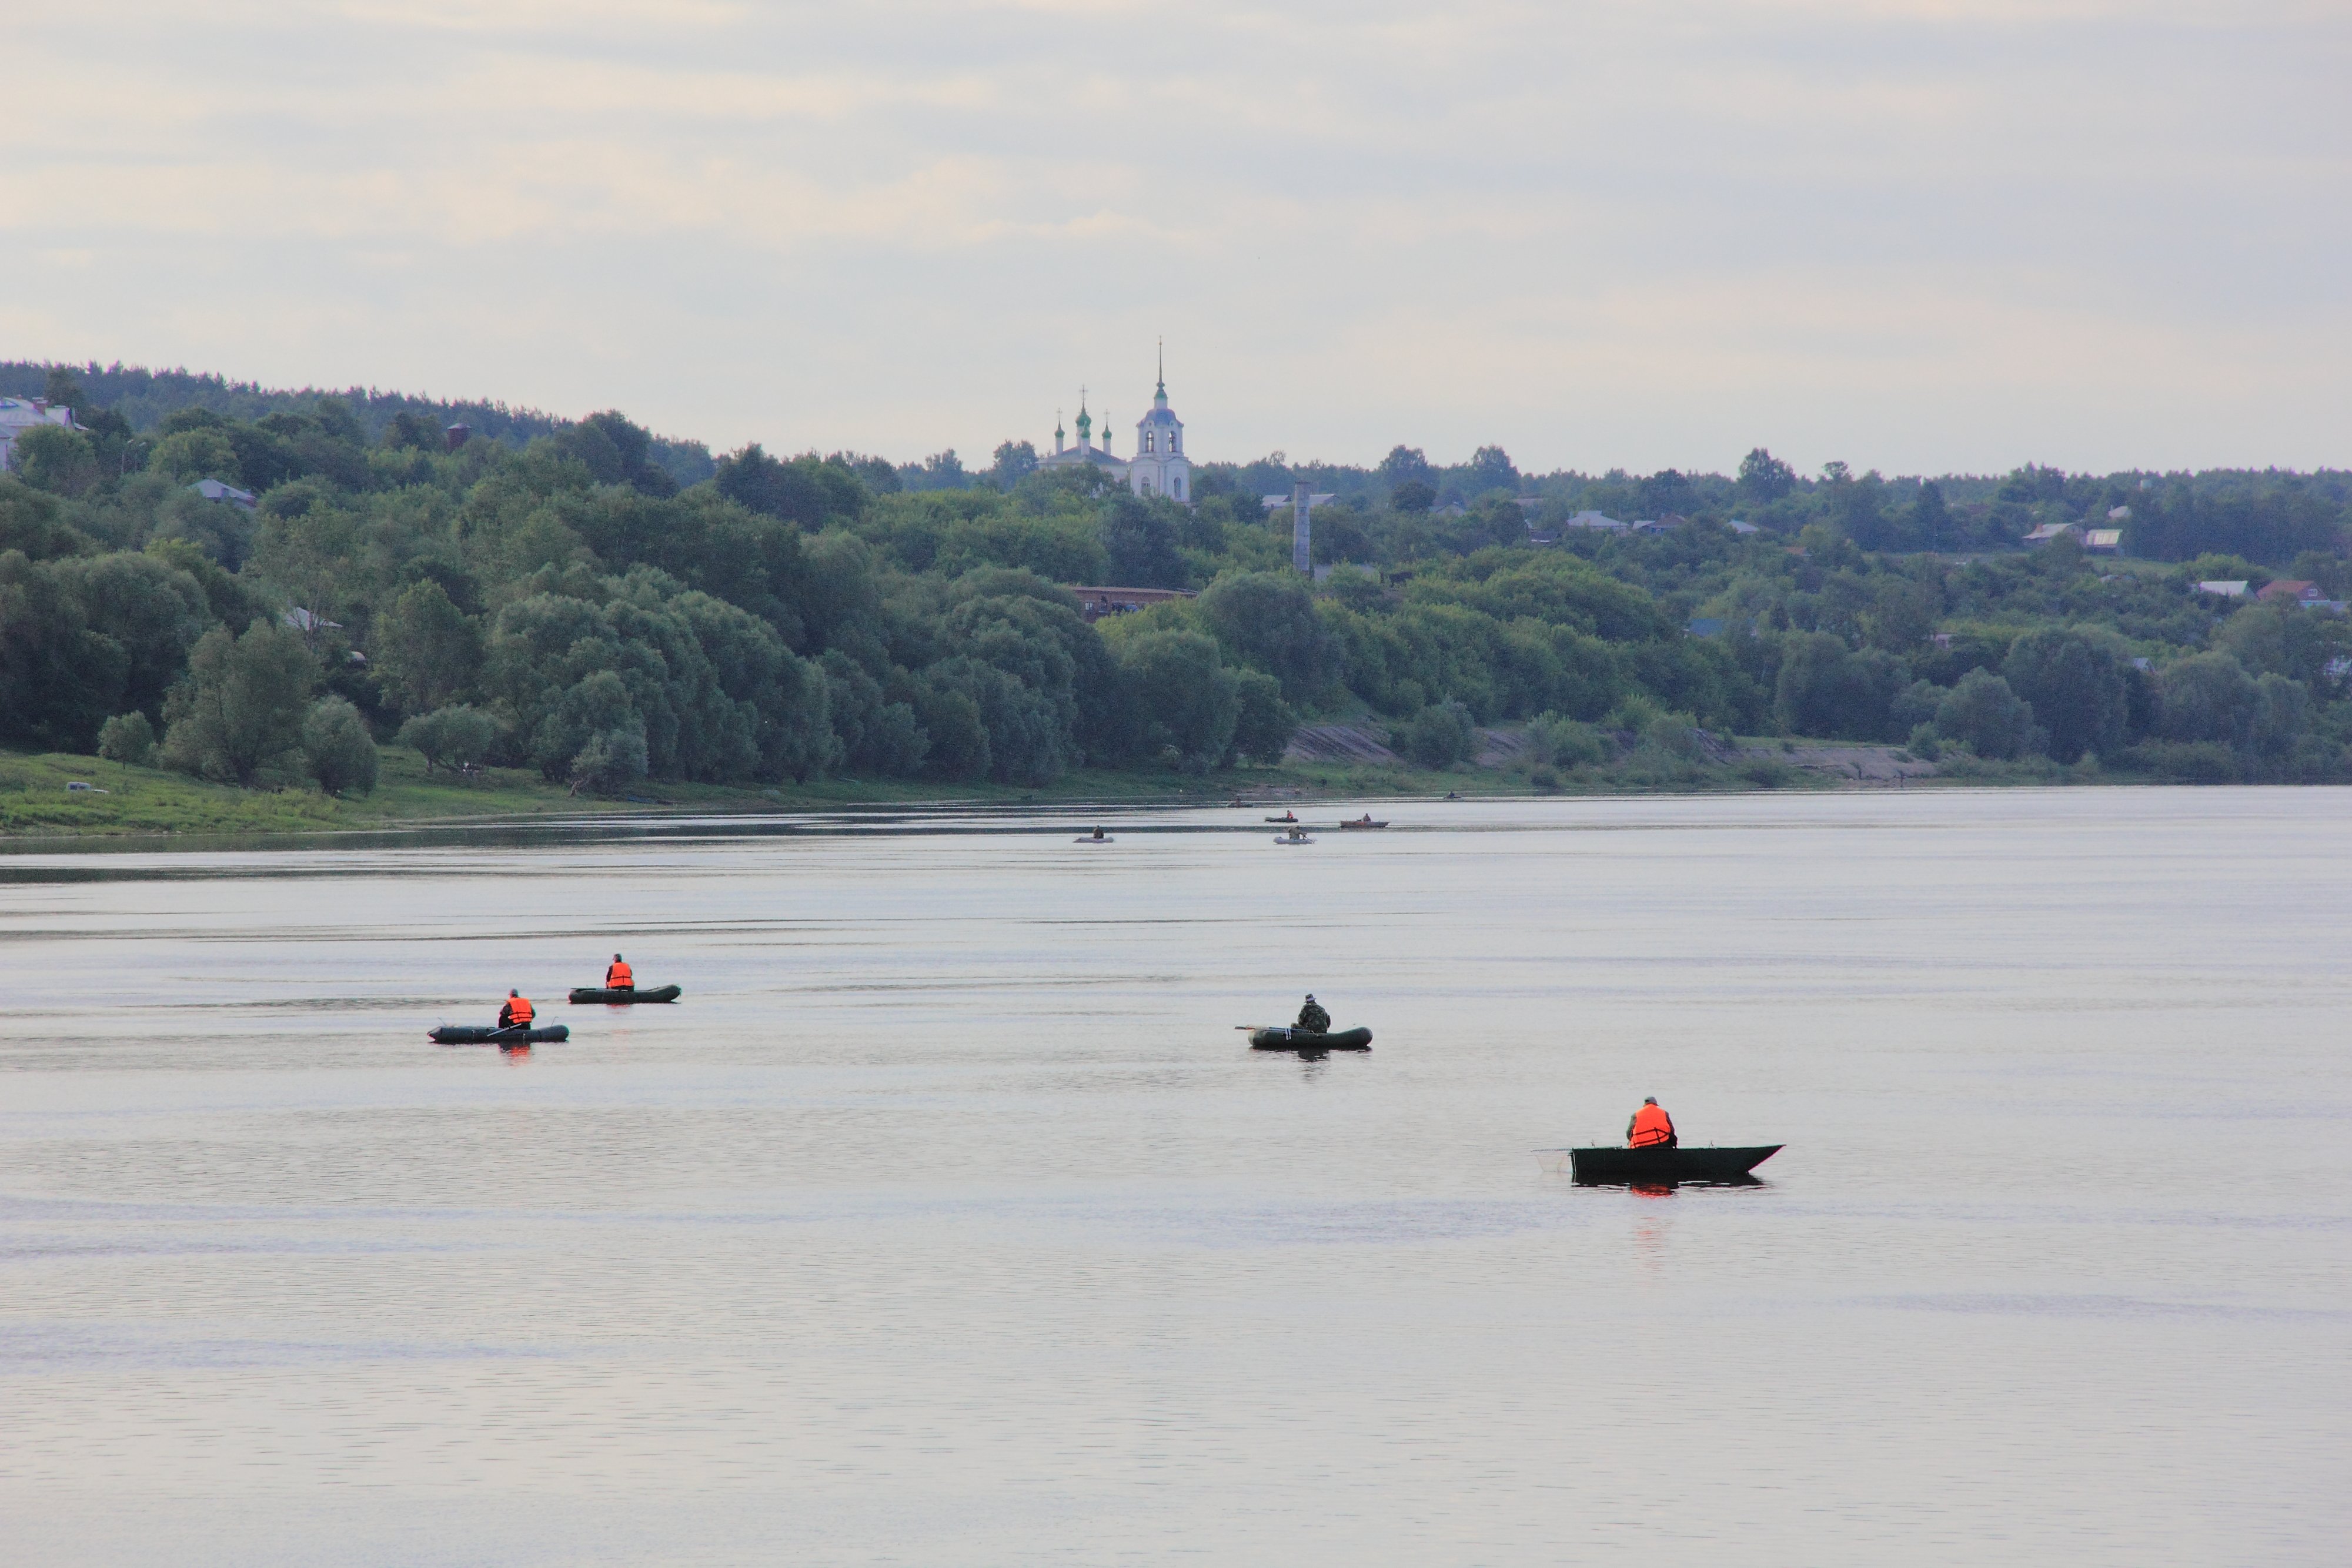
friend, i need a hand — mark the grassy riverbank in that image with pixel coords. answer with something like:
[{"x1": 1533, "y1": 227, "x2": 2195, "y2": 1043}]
[
  {"x1": 0, "y1": 735, "x2": 2136, "y2": 840},
  {"x1": 0, "y1": 746, "x2": 1298, "y2": 837}
]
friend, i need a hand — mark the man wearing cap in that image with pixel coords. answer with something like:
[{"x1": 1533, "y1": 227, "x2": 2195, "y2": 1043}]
[{"x1": 1294, "y1": 994, "x2": 1331, "y2": 1034}]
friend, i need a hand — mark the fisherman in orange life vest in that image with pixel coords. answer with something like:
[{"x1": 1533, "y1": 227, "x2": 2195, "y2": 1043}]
[
  {"x1": 604, "y1": 953, "x2": 633, "y2": 991},
  {"x1": 1626, "y1": 1096, "x2": 1677, "y2": 1149},
  {"x1": 498, "y1": 989, "x2": 534, "y2": 1030}
]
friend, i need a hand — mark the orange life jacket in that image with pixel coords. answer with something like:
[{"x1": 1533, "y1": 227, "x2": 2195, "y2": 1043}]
[
  {"x1": 1629, "y1": 1103, "x2": 1674, "y2": 1148},
  {"x1": 505, "y1": 995, "x2": 534, "y2": 1025},
  {"x1": 606, "y1": 961, "x2": 633, "y2": 988}
]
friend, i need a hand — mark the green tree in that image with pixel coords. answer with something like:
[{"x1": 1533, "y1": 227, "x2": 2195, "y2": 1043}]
[
  {"x1": 1773, "y1": 632, "x2": 1903, "y2": 740},
  {"x1": 1117, "y1": 629, "x2": 1237, "y2": 769},
  {"x1": 97, "y1": 711, "x2": 155, "y2": 767},
  {"x1": 988, "y1": 440, "x2": 1040, "y2": 487},
  {"x1": 11, "y1": 426, "x2": 102, "y2": 498},
  {"x1": 160, "y1": 623, "x2": 319, "y2": 784},
  {"x1": 1524, "y1": 711, "x2": 1611, "y2": 768},
  {"x1": 911, "y1": 678, "x2": 990, "y2": 780},
  {"x1": 1464, "y1": 446, "x2": 1518, "y2": 496},
  {"x1": 1911, "y1": 482, "x2": 1952, "y2": 551},
  {"x1": 1102, "y1": 494, "x2": 1187, "y2": 588},
  {"x1": 2213, "y1": 603, "x2": 2347, "y2": 687},
  {"x1": 373, "y1": 579, "x2": 484, "y2": 714},
  {"x1": 147, "y1": 427, "x2": 240, "y2": 484},
  {"x1": 1737, "y1": 447, "x2": 1795, "y2": 504},
  {"x1": 397, "y1": 704, "x2": 501, "y2": 773},
  {"x1": 1858, "y1": 574, "x2": 1940, "y2": 652},
  {"x1": 1198, "y1": 571, "x2": 1340, "y2": 702},
  {"x1": 2002, "y1": 628, "x2": 2129, "y2": 762},
  {"x1": 1227, "y1": 668, "x2": 1298, "y2": 764},
  {"x1": 56, "y1": 553, "x2": 212, "y2": 718},
  {"x1": 2156, "y1": 652, "x2": 2259, "y2": 750},
  {"x1": 1933, "y1": 668, "x2": 2039, "y2": 760},
  {"x1": 302, "y1": 696, "x2": 380, "y2": 795},
  {"x1": 0, "y1": 478, "x2": 97, "y2": 560},
  {"x1": 1377, "y1": 446, "x2": 1434, "y2": 488},
  {"x1": 818, "y1": 651, "x2": 929, "y2": 777},
  {"x1": 1401, "y1": 700, "x2": 1476, "y2": 768},
  {"x1": 0, "y1": 551, "x2": 130, "y2": 750},
  {"x1": 570, "y1": 722, "x2": 650, "y2": 794},
  {"x1": 710, "y1": 444, "x2": 867, "y2": 526}
]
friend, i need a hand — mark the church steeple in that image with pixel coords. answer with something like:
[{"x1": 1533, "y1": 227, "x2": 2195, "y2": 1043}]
[
  {"x1": 1154, "y1": 338, "x2": 1167, "y2": 407},
  {"x1": 1054, "y1": 409, "x2": 1065, "y2": 454},
  {"x1": 1075, "y1": 390, "x2": 1093, "y2": 450}
]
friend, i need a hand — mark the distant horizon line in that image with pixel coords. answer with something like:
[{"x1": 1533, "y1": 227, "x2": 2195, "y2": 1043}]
[{"x1": 6, "y1": 356, "x2": 2346, "y2": 485}]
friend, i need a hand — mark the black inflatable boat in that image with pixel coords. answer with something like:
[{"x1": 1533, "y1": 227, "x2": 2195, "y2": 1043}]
[
  {"x1": 1249, "y1": 1025, "x2": 1373, "y2": 1052},
  {"x1": 430, "y1": 1024, "x2": 571, "y2": 1045},
  {"x1": 567, "y1": 985, "x2": 681, "y2": 1004}
]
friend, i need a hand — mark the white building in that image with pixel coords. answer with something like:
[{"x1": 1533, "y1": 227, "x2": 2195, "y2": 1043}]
[
  {"x1": 1125, "y1": 365, "x2": 1190, "y2": 502},
  {"x1": 0, "y1": 396, "x2": 79, "y2": 473},
  {"x1": 1035, "y1": 355, "x2": 1192, "y2": 502}
]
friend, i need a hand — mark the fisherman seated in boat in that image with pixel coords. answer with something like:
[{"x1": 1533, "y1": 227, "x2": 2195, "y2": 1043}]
[
  {"x1": 1089, "y1": 827, "x2": 1106, "y2": 840},
  {"x1": 499, "y1": 990, "x2": 535, "y2": 1030},
  {"x1": 1626, "y1": 1096, "x2": 1677, "y2": 1149},
  {"x1": 604, "y1": 953, "x2": 634, "y2": 991},
  {"x1": 1295, "y1": 994, "x2": 1331, "y2": 1034}
]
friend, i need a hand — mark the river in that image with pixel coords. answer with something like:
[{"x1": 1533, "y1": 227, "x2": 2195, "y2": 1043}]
[{"x1": 2, "y1": 790, "x2": 2345, "y2": 1565}]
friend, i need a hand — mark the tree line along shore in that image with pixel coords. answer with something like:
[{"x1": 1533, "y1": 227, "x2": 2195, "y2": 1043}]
[{"x1": 5, "y1": 359, "x2": 2351, "y2": 834}]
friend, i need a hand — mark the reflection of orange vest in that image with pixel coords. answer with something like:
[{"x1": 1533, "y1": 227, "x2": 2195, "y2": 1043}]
[
  {"x1": 1629, "y1": 1104, "x2": 1674, "y2": 1147},
  {"x1": 505, "y1": 995, "x2": 534, "y2": 1025},
  {"x1": 606, "y1": 961, "x2": 633, "y2": 988}
]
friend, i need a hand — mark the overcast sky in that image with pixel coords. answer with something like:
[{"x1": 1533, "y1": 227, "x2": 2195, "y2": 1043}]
[{"x1": 6, "y1": 1, "x2": 2346, "y2": 476}]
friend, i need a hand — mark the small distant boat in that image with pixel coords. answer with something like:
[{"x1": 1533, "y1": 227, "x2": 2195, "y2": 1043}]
[
  {"x1": 1074, "y1": 834, "x2": 1115, "y2": 844},
  {"x1": 1538, "y1": 1145, "x2": 1783, "y2": 1184},
  {"x1": 567, "y1": 985, "x2": 681, "y2": 1004},
  {"x1": 1265, "y1": 812, "x2": 1299, "y2": 823},
  {"x1": 1337, "y1": 817, "x2": 1388, "y2": 830},
  {"x1": 432, "y1": 1024, "x2": 571, "y2": 1045},
  {"x1": 1246, "y1": 1025, "x2": 1373, "y2": 1052},
  {"x1": 1274, "y1": 828, "x2": 1314, "y2": 845}
]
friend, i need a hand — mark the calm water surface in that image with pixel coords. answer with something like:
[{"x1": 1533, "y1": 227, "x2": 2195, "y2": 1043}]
[{"x1": 2, "y1": 790, "x2": 2346, "y2": 1566}]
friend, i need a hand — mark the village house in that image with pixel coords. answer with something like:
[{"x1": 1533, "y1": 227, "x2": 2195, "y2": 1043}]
[
  {"x1": 2255, "y1": 580, "x2": 2345, "y2": 611},
  {"x1": 0, "y1": 396, "x2": 79, "y2": 472},
  {"x1": 191, "y1": 477, "x2": 258, "y2": 510}
]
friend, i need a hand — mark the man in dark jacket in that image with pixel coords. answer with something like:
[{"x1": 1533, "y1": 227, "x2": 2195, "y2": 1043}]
[{"x1": 1294, "y1": 994, "x2": 1331, "y2": 1033}]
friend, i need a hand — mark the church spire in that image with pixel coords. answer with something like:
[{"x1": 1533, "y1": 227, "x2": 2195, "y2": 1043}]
[{"x1": 1155, "y1": 337, "x2": 1166, "y2": 405}]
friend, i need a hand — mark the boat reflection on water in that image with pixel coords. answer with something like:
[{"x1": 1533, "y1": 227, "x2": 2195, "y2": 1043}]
[{"x1": 1625, "y1": 1175, "x2": 1764, "y2": 1195}]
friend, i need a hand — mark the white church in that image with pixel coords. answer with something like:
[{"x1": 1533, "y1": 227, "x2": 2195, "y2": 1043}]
[{"x1": 1036, "y1": 357, "x2": 1192, "y2": 502}]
